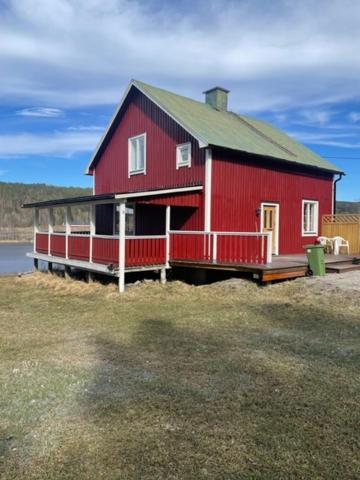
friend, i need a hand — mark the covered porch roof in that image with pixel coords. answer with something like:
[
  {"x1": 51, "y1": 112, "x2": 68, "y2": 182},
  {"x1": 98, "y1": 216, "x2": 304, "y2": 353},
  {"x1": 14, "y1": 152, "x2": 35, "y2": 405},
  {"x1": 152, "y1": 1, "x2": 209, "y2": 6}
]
[{"x1": 22, "y1": 184, "x2": 203, "y2": 209}]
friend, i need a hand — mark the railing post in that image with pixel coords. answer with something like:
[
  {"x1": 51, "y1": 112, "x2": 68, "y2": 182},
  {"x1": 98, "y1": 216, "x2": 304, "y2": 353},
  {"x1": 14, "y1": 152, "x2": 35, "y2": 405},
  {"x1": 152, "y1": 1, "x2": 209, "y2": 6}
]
[
  {"x1": 89, "y1": 204, "x2": 95, "y2": 263},
  {"x1": 212, "y1": 233, "x2": 217, "y2": 262},
  {"x1": 33, "y1": 208, "x2": 39, "y2": 253},
  {"x1": 48, "y1": 207, "x2": 54, "y2": 256},
  {"x1": 118, "y1": 201, "x2": 126, "y2": 293},
  {"x1": 266, "y1": 232, "x2": 273, "y2": 264},
  {"x1": 65, "y1": 206, "x2": 71, "y2": 259},
  {"x1": 165, "y1": 205, "x2": 171, "y2": 267}
]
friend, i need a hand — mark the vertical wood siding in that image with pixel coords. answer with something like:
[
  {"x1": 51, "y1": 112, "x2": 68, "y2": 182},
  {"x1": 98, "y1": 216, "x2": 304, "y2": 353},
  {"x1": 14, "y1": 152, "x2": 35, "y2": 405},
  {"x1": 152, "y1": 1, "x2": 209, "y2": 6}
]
[
  {"x1": 94, "y1": 90, "x2": 205, "y2": 195},
  {"x1": 211, "y1": 150, "x2": 333, "y2": 254},
  {"x1": 125, "y1": 237, "x2": 166, "y2": 266},
  {"x1": 68, "y1": 236, "x2": 90, "y2": 261},
  {"x1": 35, "y1": 233, "x2": 49, "y2": 254},
  {"x1": 50, "y1": 234, "x2": 66, "y2": 257},
  {"x1": 92, "y1": 237, "x2": 119, "y2": 265}
]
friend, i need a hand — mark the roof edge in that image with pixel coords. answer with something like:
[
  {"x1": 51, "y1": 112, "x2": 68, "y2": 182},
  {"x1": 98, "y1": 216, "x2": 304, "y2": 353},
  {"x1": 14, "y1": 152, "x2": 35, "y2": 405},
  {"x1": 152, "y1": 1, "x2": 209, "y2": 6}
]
[{"x1": 209, "y1": 144, "x2": 345, "y2": 175}]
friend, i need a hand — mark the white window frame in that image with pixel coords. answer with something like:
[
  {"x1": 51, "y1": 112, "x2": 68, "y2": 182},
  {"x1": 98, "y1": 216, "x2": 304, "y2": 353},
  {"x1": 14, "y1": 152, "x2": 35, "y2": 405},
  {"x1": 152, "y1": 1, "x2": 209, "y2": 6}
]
[
  {"x1": 176, "y1": 142, "x2": 191, "y2": 169},
  {"x1": 302, "y1": 200, "x2": 319, "y2": 236},
  {"x1": 128, "y1": 133, "x2": 146, "y2": 176}
]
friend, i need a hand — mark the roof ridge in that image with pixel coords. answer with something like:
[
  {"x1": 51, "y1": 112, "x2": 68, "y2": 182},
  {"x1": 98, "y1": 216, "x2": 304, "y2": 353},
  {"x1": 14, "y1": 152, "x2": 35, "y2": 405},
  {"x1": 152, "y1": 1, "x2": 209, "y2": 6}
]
[
  {"x1": 232, "y1": 113, "x2": 297, "y2": 158},
  {"x1": 133, "y1": 79, "x2": 211, "y2": 109}
]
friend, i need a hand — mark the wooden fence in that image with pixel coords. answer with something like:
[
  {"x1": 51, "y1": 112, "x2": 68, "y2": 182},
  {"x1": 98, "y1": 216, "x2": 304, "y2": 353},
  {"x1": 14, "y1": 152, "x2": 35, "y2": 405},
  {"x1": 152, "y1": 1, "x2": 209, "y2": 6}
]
[{"x1": 322, "y1": 214, "x2": 360, "y2": 254}]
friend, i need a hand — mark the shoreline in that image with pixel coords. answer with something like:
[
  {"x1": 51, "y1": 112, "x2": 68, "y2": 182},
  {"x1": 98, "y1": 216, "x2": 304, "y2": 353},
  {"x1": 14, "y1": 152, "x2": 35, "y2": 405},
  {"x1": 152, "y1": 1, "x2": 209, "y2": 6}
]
[{"x1": 0, "y1": 240, "x2": 33, "y2": 244}]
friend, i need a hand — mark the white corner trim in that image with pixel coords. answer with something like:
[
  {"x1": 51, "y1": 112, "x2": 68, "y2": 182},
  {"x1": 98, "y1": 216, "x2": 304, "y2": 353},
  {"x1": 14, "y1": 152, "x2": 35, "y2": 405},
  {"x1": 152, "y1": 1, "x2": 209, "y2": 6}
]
[
  {"x1": 302, "y1": 199, "x2": 319, "y2": 237},
  {"x1": 260, "y1": 202, "x2": 280, "y2": 256},
  {"x1": 85, "y1": 80, "x2": 208, "y2": 174},
  {"x1": 204, "y1": 148, "x2": 212, "y2": 232}
]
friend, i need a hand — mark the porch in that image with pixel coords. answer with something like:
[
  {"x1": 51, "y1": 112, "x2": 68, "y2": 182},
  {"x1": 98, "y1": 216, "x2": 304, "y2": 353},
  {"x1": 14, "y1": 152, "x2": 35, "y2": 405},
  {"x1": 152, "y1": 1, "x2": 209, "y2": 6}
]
[{"x1": 23, "y1": 187, "x2": 275, "y2": 291}]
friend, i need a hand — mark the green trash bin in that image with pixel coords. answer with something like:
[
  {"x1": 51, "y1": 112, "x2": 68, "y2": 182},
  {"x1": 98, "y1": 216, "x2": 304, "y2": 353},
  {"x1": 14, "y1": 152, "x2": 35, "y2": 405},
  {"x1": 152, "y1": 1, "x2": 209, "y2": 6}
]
[{"x1": 304, "y1": 244, "x2": 326, "y2": 276}]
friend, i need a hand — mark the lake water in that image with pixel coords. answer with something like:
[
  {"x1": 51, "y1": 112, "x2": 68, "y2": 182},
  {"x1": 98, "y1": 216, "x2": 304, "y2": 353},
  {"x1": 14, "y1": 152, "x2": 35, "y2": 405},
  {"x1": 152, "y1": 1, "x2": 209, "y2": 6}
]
[{"x1": 0, "y1": 243, "x2": 34, "y2": 275}]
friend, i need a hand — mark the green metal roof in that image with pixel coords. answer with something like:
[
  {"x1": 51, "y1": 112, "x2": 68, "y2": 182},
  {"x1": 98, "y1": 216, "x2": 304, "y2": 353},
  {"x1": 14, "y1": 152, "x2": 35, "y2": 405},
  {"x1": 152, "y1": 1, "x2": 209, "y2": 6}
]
[{"x1": 133, "y1": 80, "x2": 342, "y2": 173}]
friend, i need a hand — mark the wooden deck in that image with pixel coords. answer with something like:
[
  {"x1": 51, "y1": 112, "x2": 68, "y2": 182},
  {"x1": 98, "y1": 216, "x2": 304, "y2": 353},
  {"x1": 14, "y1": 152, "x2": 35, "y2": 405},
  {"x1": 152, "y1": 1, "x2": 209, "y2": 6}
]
[{"x1": 170, "y1": 254, "x2": 360, "y2": 282}]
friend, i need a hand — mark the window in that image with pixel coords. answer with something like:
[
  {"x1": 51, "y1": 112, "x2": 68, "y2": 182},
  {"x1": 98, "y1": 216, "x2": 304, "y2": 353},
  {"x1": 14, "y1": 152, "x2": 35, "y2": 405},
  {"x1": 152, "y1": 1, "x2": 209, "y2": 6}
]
[
  {"x1": 302, "y1": 200, "x2": 319, "y2": 236},
  {"x1": 176, "y1": 142, "x2": 191, "y2": 168},
  {"x1": 128, "y1": 133, "x2": 146, "y2": 175},
  {"x1": 114, "y1": 204, "x2": 135, "y2": 235}
]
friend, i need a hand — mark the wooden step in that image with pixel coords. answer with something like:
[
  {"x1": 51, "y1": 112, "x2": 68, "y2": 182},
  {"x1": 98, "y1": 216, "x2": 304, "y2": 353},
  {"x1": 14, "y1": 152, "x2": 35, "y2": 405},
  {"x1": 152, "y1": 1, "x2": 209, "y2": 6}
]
[{"x1": 326, "y1": 263, "x2": 360, "y2": 273}]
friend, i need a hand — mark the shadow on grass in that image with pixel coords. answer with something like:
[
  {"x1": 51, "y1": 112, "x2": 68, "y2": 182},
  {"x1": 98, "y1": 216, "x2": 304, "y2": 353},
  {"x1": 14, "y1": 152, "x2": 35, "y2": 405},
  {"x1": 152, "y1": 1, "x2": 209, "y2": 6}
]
[{"x1": 75, "y1": 309, "x2": 360, "y2": 479}]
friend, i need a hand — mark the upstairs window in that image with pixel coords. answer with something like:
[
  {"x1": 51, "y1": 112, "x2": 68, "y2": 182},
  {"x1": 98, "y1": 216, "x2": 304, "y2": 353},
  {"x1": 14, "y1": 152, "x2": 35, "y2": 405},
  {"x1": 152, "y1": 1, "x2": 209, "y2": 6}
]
[
  {"x1": 128, "y1": 133, "x2": 146, "y2": 175},
  {"x1": 176, "y1": 142, "x2": 191, "y2": 168},
  {"x1": 302, "y1": 200, "x2": 319, "y2": 236}
]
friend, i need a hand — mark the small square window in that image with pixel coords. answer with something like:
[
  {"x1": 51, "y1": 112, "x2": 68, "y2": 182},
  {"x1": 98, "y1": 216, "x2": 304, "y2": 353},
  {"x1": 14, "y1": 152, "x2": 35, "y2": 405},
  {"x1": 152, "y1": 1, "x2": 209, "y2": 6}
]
[
  {"x1": 302, "y1": 200, "x2": 319, "y2": 236},
  {"x1": 176, "y1": 143, "x2": 191, "y2": 168},
  {"x1": 128, "y1": 133, "x2": 146, "y2": 175}
]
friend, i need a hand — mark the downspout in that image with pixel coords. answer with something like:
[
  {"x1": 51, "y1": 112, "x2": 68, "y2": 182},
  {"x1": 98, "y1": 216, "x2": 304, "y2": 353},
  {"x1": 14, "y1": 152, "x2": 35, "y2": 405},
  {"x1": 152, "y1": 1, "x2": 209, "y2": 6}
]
[{"x1": 333, "y1": 173, "x2": 344, "y2": 214}]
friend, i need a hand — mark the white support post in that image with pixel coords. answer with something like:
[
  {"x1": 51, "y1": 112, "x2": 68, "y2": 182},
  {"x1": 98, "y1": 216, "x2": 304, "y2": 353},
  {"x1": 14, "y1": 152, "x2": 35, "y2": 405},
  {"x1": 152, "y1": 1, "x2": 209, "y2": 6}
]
[
  {"x1": 48, "y1": 207, "x2": 54, "y2": 256},
  {"x1": 204, "y1": 148, "x2": 212, "y2": 232},
  {"x1": 160, "y1": 268, "x2": 166, "y2": 284},
  {"x1": 266, "y1": 232, "x2": 273, "y2": 264},
  {"x1": 165, "y1": 205, "x2": 171, "y2": 268},
  {"x1": 33, "y1": 208, "x2": 39, "y2": 253},
  {"x1": 65, "y1": 206, "x2": 71, "y2": 259},
  {"x1": 89, "y1": 204, "x2": 95, "y2": 263},
  {"x1": 118, "y1": 201, "x2": 126, "y2": 293},
  {"x1": 212, "y1": 233, "x2": 217, "y2": 262}
]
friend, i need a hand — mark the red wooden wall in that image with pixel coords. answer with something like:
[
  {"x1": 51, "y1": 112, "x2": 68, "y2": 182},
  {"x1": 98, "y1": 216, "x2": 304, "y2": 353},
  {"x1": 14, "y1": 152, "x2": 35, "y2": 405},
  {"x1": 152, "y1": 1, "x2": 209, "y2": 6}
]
[
  {"x1": 211, "y1": 150, "x2": 334, "y2": 254},
  {"x1": 93, "y1": 90, "x2": 205, "y2": 195}
]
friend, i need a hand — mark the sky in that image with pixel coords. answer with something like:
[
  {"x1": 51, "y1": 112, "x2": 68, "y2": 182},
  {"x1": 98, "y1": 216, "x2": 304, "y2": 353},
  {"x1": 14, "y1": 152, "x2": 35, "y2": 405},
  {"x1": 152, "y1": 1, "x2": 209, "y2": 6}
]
[{"x1": 0, "y1": 0, "x2": 359, "y2": 201}]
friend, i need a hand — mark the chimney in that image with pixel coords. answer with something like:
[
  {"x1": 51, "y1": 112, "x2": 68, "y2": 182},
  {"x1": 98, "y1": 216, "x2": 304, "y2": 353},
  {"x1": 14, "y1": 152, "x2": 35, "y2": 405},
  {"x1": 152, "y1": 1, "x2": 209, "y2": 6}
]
[{"x1": 203, "y1": 86, "x2": 229, "y2": 111}]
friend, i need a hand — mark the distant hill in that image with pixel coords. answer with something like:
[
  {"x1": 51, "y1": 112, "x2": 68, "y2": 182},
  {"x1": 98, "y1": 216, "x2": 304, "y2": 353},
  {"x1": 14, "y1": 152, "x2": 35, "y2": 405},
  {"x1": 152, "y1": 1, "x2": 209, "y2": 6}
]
[
  {"x1": 0, "y1": 182, "x2": 92, "y2": 231},
  {"x1": 336, "y1": 201, "x2": 360, "y2": 214}
]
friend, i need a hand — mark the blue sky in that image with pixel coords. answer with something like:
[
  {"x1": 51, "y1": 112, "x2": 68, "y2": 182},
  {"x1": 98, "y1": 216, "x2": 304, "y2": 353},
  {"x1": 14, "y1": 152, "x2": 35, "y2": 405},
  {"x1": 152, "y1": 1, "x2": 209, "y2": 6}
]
[{"x1": 0, "y1": 0, "x2": 359, "y2": 201}]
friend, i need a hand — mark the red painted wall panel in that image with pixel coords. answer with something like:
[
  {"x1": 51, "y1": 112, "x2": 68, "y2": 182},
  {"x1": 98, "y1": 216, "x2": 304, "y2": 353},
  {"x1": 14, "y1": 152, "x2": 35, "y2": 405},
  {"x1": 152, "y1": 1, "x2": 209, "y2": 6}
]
[
  {"x1": 94, "y1": 90, "x2": 205, "y2": 196},
  {"x1": 126, "y1": 237, "x2": 166, "y2": 267},
  {"x1": 35, "y1": 233, "x2": 48, "y2": 254},
  {"x1": 68, "y1": 236, "x2": 90, "y2": 261},
  {"x1": 50, "y1": 234, "x2": 66, "y2": 257},
  {"x1": 92, "y1": 237, "x2": 119, "y2": 265},
  {"x1": 211, "y1": 150, "x2": 333, "y2": 254}
]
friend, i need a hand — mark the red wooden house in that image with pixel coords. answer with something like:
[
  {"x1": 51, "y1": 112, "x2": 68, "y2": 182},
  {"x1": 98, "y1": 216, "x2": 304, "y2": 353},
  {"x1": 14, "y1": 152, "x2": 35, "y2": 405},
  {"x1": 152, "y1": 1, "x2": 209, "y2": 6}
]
[{"x1": 23, "y1": 80, "x2": 343, "y2": 290}]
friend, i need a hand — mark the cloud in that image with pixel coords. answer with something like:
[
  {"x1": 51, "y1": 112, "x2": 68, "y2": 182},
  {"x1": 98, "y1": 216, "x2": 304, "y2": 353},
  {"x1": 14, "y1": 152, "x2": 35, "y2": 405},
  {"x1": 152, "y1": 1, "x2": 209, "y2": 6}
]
[
  {"x1": 67, "y1": 125, "x2": 105, "y2": 131},
  {"x1": 1, "y1": 0, "x2": 360, "y2": 112},
  {"x1": 349, "y1": 112, "x2": 360, "y2": 122},
  {"x1": 298, "y1": 109, "x2": 335, "y2": 126},
  {"x1": 289, "y1": 131, "x2": 360, "y2": 148},
  {"x1": 0, "y1": 130, "x2": 101, "y2": 157},
  {"x1": 16, "y1": 107, "x2": 64, "y2": 117}
]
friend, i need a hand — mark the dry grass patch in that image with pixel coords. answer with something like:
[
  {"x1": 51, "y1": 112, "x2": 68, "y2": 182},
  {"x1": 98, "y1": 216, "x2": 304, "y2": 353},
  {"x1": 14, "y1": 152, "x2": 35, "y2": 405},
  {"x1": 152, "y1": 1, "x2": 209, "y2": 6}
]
[{"x1": 0, "y1": 272, "x2": 359, "y2": 479}]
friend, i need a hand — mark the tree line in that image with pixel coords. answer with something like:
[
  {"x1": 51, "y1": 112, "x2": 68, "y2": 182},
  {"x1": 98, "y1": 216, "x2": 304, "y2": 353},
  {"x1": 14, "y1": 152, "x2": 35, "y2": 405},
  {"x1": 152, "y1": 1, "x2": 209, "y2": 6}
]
[{"x1": 0, "y1": 181, "x2": 92, "y2": 230}]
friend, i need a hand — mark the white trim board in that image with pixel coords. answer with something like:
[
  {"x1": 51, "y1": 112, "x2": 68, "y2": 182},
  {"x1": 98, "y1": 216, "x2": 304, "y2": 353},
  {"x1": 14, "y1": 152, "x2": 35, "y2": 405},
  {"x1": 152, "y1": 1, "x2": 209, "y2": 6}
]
[
  {"x1": 114, "y1": 185, "x2": 203, "y2": 200},
  {"x1": 260, "y1": 202, "x2": 280, "y2": 256},
  {"x1": 86, "y1": 80, "x2": 208, "y2": 174}
]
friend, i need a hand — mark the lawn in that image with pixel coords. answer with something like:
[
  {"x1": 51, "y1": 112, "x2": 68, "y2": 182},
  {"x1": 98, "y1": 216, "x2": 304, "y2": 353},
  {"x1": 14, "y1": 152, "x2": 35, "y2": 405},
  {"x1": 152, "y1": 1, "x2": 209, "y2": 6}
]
[{"x1": 0, "y1": 272, "x2": 359, "y2": 479}]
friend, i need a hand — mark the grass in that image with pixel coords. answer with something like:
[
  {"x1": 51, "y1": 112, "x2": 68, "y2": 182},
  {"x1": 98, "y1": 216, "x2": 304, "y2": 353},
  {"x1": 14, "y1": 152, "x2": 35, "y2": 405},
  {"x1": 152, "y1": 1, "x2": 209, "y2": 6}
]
[{"x1": 0, "y1": 272, "x2": 359, "y2": 479}]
